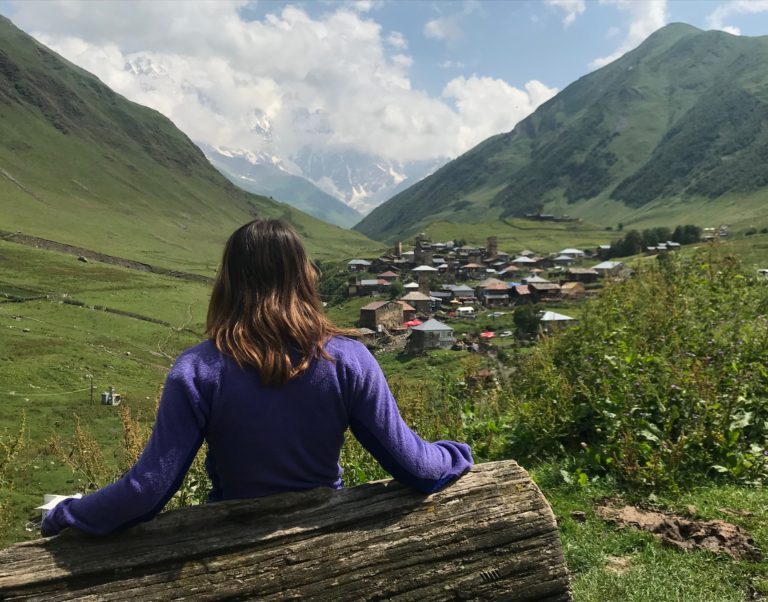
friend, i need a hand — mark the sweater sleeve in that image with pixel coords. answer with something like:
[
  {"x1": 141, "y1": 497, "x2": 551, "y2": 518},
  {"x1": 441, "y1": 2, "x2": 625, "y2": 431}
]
[
  {"x1": 41, "y1": 353, "x2": 210, "y2": 536},
  {"x1": 346, "y1": 344, "x2": 473, "y2": 493}
]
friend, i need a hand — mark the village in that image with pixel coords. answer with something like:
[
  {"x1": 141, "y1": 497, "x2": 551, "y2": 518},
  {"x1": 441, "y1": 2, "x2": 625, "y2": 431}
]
[{"x1": 340, "y1": 232, "x2": 670, "y2": 354}]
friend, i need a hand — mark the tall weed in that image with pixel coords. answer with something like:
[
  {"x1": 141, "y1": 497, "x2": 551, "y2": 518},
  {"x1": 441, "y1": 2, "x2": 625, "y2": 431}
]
[
  {"x1": 0, "y1": 413, "x2": 26, "y2": 531},
  {"x1": 51, "y1": 402, "x2": 211, "y2": 507}
]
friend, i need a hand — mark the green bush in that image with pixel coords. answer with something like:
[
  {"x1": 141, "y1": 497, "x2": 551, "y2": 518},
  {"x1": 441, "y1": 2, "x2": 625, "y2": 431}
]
[{"x1": 503, "y1": 247, "x2": 768, "y2": 490}]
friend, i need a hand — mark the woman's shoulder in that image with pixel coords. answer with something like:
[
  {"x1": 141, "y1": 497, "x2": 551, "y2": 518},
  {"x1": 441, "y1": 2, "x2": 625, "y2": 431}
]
[
  {"x1": 323, "y1": 335, "x2": 369, "y2": 358},
  {"x1": 322, "y1": 335, "x2": 380, "y2": 377},
  {"x1": 172, "y1": 339, "x2": 228, "y2": 377}
]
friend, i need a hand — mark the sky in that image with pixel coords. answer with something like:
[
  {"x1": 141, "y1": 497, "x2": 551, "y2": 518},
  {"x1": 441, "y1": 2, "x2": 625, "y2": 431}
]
[{"x1": 2, "y1": 0, "x2": 768, "y2": 165}]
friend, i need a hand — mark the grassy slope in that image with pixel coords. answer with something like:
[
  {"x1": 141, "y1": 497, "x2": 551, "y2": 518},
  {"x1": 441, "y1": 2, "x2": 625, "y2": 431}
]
[
  {"x1": 2, "y1": 241, "x2": 766, "y2": 602},
  {"x1": 0, "y1": 239, "x2": 208, "y2": 545},
  {"x1": 0, "y1": 16, "x2": 381, "y2": 271},
  {"x1": 356, "y1": 23, "x2": 768, "y2": 243},
  {"x1": 423, "y1": 218, "x2": 614, "y2": 254}
]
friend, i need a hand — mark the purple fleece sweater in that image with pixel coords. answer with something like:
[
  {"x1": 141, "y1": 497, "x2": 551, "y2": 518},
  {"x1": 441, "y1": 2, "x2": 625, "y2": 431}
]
[{"x1": 42, "y1": 337, "x2": 473, "y2": 536}]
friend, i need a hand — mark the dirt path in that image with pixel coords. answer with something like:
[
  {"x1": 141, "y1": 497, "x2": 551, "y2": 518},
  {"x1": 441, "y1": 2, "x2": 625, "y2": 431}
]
[{"x1": 0, "y1": 230, "x2": 213, "y2": 284}]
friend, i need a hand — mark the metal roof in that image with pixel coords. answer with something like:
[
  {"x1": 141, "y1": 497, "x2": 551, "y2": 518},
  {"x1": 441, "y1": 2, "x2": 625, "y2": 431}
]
[
  {"x1": 540, "y1": 311, "x2": 574, "y2": 321},
  {"x1": 593, "y1": 261, "x2": 623, "y2": 270},
  {"x1": 452, "y1": 284, "x2": 475, "y2": 293},
  {"x1": 411, "y1": 319, "x2": 453, "y2": 332},
  {"x1": 360, "y1": 300, "x2": 394, "y2": 311},
  {"x1": 400, "y1": 292, "x2": 432, "y2": 301}
]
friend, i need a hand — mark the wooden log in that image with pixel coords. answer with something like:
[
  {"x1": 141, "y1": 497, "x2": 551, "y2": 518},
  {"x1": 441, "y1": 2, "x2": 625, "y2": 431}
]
[{"x1": 0, "y1": 460, "x2": 571, "y2": 601}]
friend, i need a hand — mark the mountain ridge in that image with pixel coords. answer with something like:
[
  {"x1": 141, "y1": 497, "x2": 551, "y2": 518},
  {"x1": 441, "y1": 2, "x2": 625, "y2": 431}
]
[
  {"x1": 202, "y1": 144, "x2": 363, "y2": 229},
  {"x1": 0, "y1": 15, "x2": 380, "y2": 270},
  {"x1": 355, "y1": 23, "x2": 768, "y2": 243}
]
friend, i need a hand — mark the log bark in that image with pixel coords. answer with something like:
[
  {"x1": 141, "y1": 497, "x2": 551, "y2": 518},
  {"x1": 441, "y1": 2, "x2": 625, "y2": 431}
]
[{"x1": 0, "y1": 460, "x2": 571, "y2": 601}]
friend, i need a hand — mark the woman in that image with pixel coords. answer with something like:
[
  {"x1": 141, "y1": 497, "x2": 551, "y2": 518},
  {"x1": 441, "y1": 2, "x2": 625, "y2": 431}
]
[{"x1": 42, "y1": 219, "x2": 472, "y2": 536}]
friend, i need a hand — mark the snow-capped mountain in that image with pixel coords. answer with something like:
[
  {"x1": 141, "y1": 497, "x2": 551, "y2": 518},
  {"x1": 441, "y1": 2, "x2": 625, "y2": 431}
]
[
  {"x1": 120, "y1": 54, "x2": 445, "y2": 219},
  {"x1": 202, "y1": 145, "x2": 364, "y2": 229},
  {"x1": 292, "y1": 148, "x2": 444, "y2": 214}
]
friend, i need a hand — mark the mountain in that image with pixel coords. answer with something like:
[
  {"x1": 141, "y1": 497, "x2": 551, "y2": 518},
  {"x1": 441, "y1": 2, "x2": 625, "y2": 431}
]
[
  {"x1": 355, "y1": 23, "x2": 768, "y2": 243},
  {"x1": 291, "y1": 148, "x2": 443, "y2": 215},
  {"x1": 118, "y1": 53, "x2": 439, "y2": 218},
  {"x1": 202, "y1": 145, "x2": 363, "y2": 229},
  {"x1": 0, "y1": 15, "x2": 380, "y2": 272}
]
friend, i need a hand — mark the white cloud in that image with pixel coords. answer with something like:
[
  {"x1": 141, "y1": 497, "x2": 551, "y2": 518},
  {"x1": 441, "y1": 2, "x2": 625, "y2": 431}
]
[
  {"x1": 350, "y1": 1, "x2": 375, "y2": 13},
  {"x1": 707, "y1": 0, "x2": 768, "y2": 33},
  {"x1": 439, "y1": 60, "x2": 467, "y2": 69},
  {"x1": 423, "y1": 2, "x2": 482, "y2": 44},
  {"x1": 386, "y1": 31, "x2": 408, "y2": 49},
  {"x1": 443, "y1": 76, "x2": 558, "y2": 150},
  {"x1": 590, "y1": 0, "x2": 668, "y2": 70},
  {"x1": 8, "y1": 1, "x2": 554, "y2": 164},
  {"x1": 424, "y1": 15, "x2": 463, "y2": 42},
  {"x1": 545, "y1": 0, "x2": 586, "y2": 27}
]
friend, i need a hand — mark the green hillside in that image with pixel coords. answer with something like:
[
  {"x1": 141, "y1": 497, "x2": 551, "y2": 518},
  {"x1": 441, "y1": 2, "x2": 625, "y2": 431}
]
[
  {"x1": 355, "y1": 23, "x2": 768, "y2": 243},
  {"x1": 0, "y1": 16, "x2": 380, "y2": 272}
]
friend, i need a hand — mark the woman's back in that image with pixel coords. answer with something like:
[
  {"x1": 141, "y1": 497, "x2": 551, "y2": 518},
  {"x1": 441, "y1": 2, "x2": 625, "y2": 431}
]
[
  {"x1": 41, "y1": 219, "x2": 471, "y2": 537},
  {"x1": 191, "y1": 336, "x2": 473, "y2": 502},
  {"x1": 203, "y1": 336, "x2": 351, "y2": 500}
]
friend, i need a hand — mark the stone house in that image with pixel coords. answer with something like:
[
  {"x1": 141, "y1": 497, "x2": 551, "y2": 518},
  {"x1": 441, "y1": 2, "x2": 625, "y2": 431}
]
[
  {"x1": 347, "y1": 259, "x2": 372, "y2": 272},
  {"x1": 407, "y1": 319, "x2": 455, "y2": 353},
  {"x1": 529, "y1": 282, "x2": 561, "y2": 302},
  {"x1": 565, "y1": 267, "x2": 599, "y2": 284},
  {"x1": 359, "y1": 300, "x2": 404, "y2": 331},
  {"x1": 560, "y1": 281, "x2": 585, "y2": 299},
  {"x1": 511, "y1": 284, "x2": 531, "y2": 304},
  {"x1": 399, "y1": 291, "x2": 433, "y2": 315}
]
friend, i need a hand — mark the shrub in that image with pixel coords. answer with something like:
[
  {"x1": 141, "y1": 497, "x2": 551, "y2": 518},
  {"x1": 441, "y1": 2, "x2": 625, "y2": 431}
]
[{"x1": 503, "y1": 246, "x2": 768, "y2": 490}]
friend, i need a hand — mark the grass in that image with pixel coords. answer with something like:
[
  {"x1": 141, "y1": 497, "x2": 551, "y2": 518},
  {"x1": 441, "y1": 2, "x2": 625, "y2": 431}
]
[
  {"x1": 1, "y1": 238, "x2": 767, "y2": 602},
  {"x1": 0, "y1": 16, "x2": 382, "y2": 273},
  {"x1": 535, "y1": 465, "x2": 768, "y2": 601},
  {"x1": 0, "y1": 241, "x2": 206, "y2": 545},
  {"x1": 422, "y1": 218, "x2": 614, "y2": 255}
]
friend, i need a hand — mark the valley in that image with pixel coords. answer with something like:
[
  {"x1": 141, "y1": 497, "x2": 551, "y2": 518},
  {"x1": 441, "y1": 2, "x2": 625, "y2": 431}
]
[{"x1": 1, "y1": 9, "x2": 768, "y2": 601}]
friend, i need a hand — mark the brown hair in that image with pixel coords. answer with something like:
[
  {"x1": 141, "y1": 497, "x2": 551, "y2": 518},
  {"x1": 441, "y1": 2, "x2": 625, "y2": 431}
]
[{"x1": 206, "y1": 219, "x2": 347, "y2": 386}]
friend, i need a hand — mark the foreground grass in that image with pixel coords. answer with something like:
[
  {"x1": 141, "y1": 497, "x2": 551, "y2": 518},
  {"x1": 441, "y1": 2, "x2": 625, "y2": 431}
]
[
  {"x1": 2, "y1": 239, "x2": 767, "y2": 602},
  {"x1": 534, "y1": 465, "x2": 768, "y2": 601}
]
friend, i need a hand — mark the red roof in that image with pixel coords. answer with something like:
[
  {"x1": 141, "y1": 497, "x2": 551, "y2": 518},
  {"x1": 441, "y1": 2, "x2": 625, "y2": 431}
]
[{"x1": 404, "y1": 319, "x2": 423, "y2": 327}]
